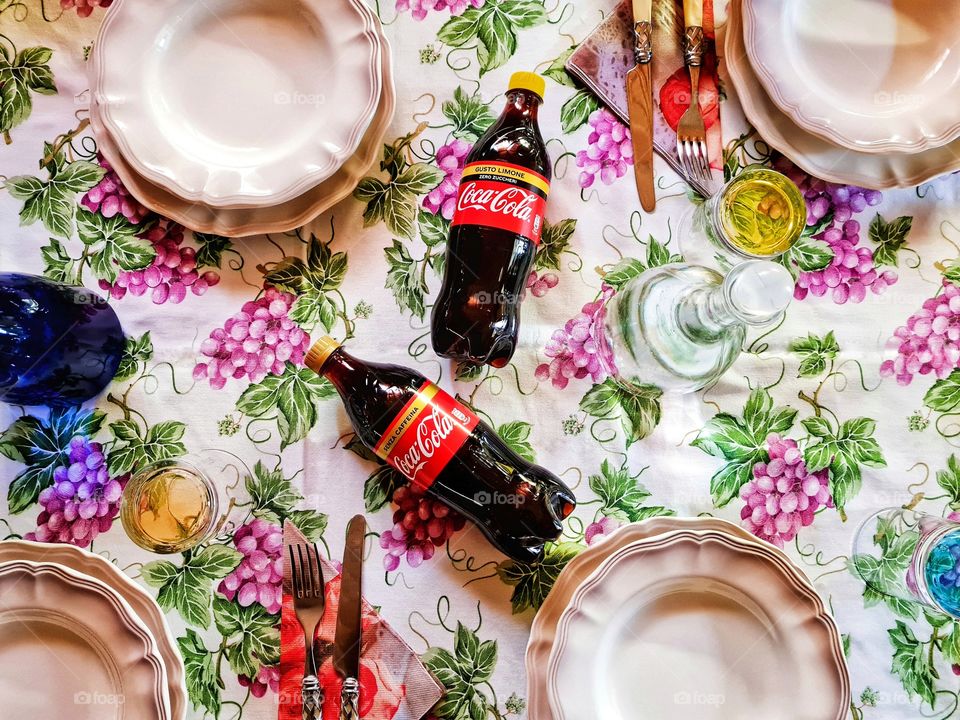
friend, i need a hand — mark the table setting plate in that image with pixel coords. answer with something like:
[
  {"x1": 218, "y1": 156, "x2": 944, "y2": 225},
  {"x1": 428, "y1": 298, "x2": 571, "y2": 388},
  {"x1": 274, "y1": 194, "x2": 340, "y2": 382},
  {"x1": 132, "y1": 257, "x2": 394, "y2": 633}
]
[
  {"x1": 0, "y1": 541, "x2": 186, "y2": 720},
  {"x1": 89, "y1": 23, "x2": 395, "y2": 237},
  {"x1": 90, "y1": 0, "x2": 382, "y2": 207},
  {"x1": 726, "y1": 0, "x2": 960, "y2": 188},
  {"x1": 540, "y1": 526, "x2": 849, "y2": 720},
  {"x1": 742, "y1": 0, "x2": 960, "y2": 154},
  {"x1": 0, "y1": 559, "x2": 171, "y2": 720}
]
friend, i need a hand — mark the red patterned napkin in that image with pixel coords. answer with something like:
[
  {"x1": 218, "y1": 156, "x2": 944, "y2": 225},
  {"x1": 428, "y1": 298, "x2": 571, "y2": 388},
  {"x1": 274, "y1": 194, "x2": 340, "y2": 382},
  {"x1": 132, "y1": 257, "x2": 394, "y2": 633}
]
[
  {"x1": 566, "y1": 0, "x2": 722, "y2": 195},
  {"x1": 279, "y1": 522, "x2": 443, "y2": 720}
]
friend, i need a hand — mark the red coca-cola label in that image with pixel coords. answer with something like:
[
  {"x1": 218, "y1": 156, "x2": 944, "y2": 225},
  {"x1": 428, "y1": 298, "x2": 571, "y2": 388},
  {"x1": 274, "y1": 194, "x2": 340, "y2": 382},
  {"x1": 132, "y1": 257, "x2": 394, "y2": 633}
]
[
  {"x1": 373, "y1": 381, "x2": 480, "y2": 492},
  {"x1": 451, "y1": 161, "x2": 550, "y2": 245}
]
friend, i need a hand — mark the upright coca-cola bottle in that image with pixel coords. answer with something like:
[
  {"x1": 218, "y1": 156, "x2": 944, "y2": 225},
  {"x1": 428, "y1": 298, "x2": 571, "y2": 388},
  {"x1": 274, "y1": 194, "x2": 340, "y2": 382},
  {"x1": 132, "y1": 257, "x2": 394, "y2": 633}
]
[
  {"x1": 306, "y1": 336, "x2": 575, "y2": 563},
  {"x1": 431, "y1": 72, "x2": 551, "y2": 368}
]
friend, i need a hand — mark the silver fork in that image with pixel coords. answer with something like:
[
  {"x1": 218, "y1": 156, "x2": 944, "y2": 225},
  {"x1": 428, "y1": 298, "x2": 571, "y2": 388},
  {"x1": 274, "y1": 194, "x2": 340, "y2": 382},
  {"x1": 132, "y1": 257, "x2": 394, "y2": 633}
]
[
  {"x1": 676, "y1": 0, "x2": 711, "y2": 189},
  {"x1": 289, "y1": 542, "x2": 326, "y2": 720}
]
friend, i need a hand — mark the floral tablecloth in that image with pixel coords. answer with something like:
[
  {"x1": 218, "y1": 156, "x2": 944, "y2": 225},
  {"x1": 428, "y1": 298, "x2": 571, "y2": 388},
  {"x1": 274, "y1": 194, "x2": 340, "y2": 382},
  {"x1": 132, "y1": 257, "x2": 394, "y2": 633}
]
[{"x1": 3, "y1": 1, "x2": 960, "y2": 718}]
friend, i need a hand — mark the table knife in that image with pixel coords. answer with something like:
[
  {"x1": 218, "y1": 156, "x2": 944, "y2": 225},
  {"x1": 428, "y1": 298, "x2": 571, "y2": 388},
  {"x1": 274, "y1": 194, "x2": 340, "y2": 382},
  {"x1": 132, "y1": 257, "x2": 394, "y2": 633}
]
[
  {"x1": 333, "y1": 515, "x2": 365, "y2": 720},
  {"x1": 626, "y1": 0, "x2": 655, "y2": 212}
]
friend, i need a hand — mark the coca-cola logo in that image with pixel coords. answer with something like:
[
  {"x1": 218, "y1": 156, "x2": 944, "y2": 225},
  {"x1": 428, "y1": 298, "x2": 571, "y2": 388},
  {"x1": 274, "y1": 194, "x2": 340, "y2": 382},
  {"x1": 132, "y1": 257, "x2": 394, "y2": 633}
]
[
  {"x1": 457, "y1": 182, "x2": 538, "y2": 221},
  {"x1": 393, "y1": 407, "x2": 457, "y2": 481}
]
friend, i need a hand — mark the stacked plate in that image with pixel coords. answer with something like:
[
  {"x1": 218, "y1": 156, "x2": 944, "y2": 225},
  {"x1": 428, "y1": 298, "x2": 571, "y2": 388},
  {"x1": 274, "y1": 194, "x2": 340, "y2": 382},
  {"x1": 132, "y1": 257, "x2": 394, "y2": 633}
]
[
  {"x1": 88, "y1": 0, "x2": 395, "y2": 237},
  {"x1": 526, "y1": 518, "x2": 850, "y2": 720},
  {"x1": 727, "y1": 0, "x2": 960, "y2": 188},
  {"x1": 0, "y1": 541, "x2": 185, "y2": 719}
]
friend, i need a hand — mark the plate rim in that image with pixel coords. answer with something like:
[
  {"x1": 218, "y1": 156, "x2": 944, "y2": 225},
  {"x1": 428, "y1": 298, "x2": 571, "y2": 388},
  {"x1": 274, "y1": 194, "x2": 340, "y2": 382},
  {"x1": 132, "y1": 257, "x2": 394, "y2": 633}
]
[
  {"x1": 726, "y1": 0, "x2": 960, "y2": 189},
  {"x1": 741, "y1": 0, "x2": 960, "y2": 153},
  {"x1": 544, "y1": 528, "x2": 850, "y2": 720},
  {"x1": 0, "y1": 558, "x2": 172, "y2": 720},
  {"x1": 89, "y1": 0, "x2": 382, "y2": 207},
  {"x1": 0, "y1": 540, "x2": 187, "y2": 720}
]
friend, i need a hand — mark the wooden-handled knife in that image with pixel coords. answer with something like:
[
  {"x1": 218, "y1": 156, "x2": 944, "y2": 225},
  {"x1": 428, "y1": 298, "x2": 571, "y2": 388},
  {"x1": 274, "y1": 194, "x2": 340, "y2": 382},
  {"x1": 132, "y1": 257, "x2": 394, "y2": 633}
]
[{"x1": 627, "y1": 0, "x2": 655, "y2": 212}]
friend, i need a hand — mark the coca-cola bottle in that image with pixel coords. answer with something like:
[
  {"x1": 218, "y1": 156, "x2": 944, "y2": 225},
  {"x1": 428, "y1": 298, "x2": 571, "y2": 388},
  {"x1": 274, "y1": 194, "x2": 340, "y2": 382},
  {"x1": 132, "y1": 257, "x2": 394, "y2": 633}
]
[
  {"x1": 306, "y1": 336, "x2": 575, "y2": 563},
  {"x1": 431, "y1": 72, "x2": 551, "y2": 368}
]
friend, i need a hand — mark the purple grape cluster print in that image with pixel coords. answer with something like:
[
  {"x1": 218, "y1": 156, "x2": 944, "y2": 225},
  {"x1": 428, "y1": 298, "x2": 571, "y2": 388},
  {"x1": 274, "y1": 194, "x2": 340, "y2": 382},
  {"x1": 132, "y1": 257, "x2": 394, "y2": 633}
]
[
  {"x1": 775, "y1": 160, "x2": 891, "y2": 304},
  {"x1": 880, "y1": 279, "x2": 960, "y2": 386},
  {"x1": 395, "y1": 0, "x2": 483, "y2": 20},
  {"x1": 100, "y1": 221, "x2": 220, "y2": 303},
  {"x1": 379, "y1": 485, "x2": 465, "y2": 570},
  {"x1": 576, "y1": 108, "x2": 633, "y2": 189},
  {"x1": 26, "y1": 436, "x2": 126, "y2": 547},
  {"x1": 535, "y1": 287, "x2": 615, "y2": 389},
  {"x1": 193, "y1": 287, "x2": 310, "y2": 389},
  {"x1": 422, "y1": 139, "x2": 471, "y2": 219},
  {"x1": 218, "y1": 518, "x2": 283, "y2": 615},
  {"x1": 526, "y1": 270, "x2": 558, "y2": 298},
  {"x1": 81, "y1": 154, "x2": 149, "y2": 223},
  {"x1": 59, "y1": 0, "x2": 112, "y2": 19},
  {"x1": 739, "y1": 434, "x2": 832, "y2": 548},
  {"x1": 238, "y1": 665, "x2": 280, "y2": 698}
]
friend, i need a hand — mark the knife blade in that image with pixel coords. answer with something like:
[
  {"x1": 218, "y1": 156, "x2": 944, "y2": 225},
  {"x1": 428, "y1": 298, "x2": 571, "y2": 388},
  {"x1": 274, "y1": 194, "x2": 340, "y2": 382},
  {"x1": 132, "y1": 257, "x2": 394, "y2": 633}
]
[
  {"x1": 627, "y1": 0, "x2": 655, "y2": 212},
  {"x1": 333, "y1": 515, "x2": 365, "y2": 720}
]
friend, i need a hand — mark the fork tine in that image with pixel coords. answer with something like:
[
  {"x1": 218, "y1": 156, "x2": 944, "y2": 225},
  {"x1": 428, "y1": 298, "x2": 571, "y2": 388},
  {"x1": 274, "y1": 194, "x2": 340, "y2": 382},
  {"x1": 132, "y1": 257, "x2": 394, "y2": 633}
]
[
  {"x1": 288, "y1": 545, "x2": 301, "y2": 598},
  {"x1": 310, "y1": 543, "x2": 325, "y2": 601},
  {"x1": 305, "y1": 543, "x2": 317, "y2": 598},
  {"x1": 297, "y1": 544, "x2": 309, "y2": 597}
]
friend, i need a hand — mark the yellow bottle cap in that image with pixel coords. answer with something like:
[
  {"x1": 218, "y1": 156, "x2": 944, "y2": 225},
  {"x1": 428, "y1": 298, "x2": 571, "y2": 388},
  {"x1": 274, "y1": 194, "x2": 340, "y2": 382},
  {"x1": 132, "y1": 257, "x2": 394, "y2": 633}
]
[
  {"x1": 508, "y1": 71, "x2": 545, "y2": 99},
  {"x1": 305, "y1": 335, "x2": 341, "y2": 373}
]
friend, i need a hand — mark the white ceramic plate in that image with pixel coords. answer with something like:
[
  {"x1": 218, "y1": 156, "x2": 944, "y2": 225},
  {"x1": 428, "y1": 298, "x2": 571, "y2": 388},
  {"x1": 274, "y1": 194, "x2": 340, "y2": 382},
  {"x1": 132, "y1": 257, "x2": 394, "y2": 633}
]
[
  {"x1": 545, "y1": 529, "x2": 849, "y2": 720},
  {"x1": 91, "y1": 0, "x2": 381, "y2": 207},
  {"x1": 726, "y1": 0, "x2": 960, "y2": 189},
  {"x1": 743, "y1": 0, "x2": 960, "y2": 153},
  {"x1": 526, "y1": 517, "x2": 761, "y2": 720},
  {"x1": 0, "y1": 559, "x2": 170, "y2": 720},
  {"x1": 0, "y1": 540, "x2": 186, "y2": 720},
  {"x1": 90, "y1": 26, "x2": 395, "y2": 237}
]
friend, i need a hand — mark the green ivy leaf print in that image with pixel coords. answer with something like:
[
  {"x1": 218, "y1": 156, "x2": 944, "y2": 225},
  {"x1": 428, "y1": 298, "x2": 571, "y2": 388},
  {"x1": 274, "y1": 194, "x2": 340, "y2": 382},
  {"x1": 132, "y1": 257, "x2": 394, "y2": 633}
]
[
  {"x1": 264, "y1": 237, "x2": 347, "y2": 333},
  {"x1": 212, "y1": 595, "x2": 280, "y2": 678},
  {"x1": 0, "y1": 45, "x2": 57, "y2": 143},
  {"x1": 559, "y1": 88, "x2": 599, "y2": 134},
  {"x1": 355, "y1": 163, "x2": 443, "y2": 239},
  {"x1": 193, "y1": 233, "x2": 232, "y2": 269},
  {"x1": 936, "y1": 455, "x2": 960, "y2": 510},
  {"x1": 384, "y1": 239, "x2": 428, "y2": 319},
  {"x1": 243, "y1": 461, "x2": 328, "y2": 539},
  {"x1": 40, "y1": 237, "x2": 81, "y2": 284},
  {"x1": 923, "y1": 369, "x2": 960, "y2": 412},
  {"x1": 455, "y1": 362, "x2": 483, "y2": 381},
  {"x1": 142, "y1": 545, "x2": 242, "y2": 628},
  {"x1": 438, "y1": 0, "x2": 547, "y2": 75},
  {"x1": 497, "y1": 541, "x2": 582, "y2": 613},
  {"x1": 422, "y1": 623, "x2": 497, "y2": 720},
  {"x1": 236, "y1": 363, "x2": 336, "y2": 449},
  {"x1": 780, "y1": 236, "x2": 832, "y2": 279},
  {"x1": 852, "y1": 521, "x2": 919, "y2": 620},
  {"x1": 789, "y1": 331, "x2": 839, "y2": 377},
  {"x1": 941, "y1": 623, "x2": 960, "y2": 665},
  {"x1": 76, "y1": 207, "x2": 156, "y2": 283},
  {"x1": 691, "y1": 387, "x2": 797, "y2": 507},
  {"x1": 588, "y1": 459, "x2": 673, "y2": 522},
  {"x1": 602, "y1": 257, "x2": 646, "y2": 291},
  {"x1": 0, "y1": 407, "x2": 105, "y2": 513},
  {"x1": 114, "y1": 332, "x2": 154, "y2": 382},
  {"x1": 177, "y1": 630, "x2": 223, "y2": 717},
  {"x1": 803, "y1": 416, "x2": 885, "y2": 512},
  {"x1": 496, "y1": 421, "x2": 536, "y2": 462},
  {"x1": 344, "y1": 435, "x2": 406, "y2": 513},
  {"x1": 535, "y1": 218, "x2": 575, "y2": 271},
  {"x1": 419, "y1": 209, "x2": 449, "y2": 248},
  {"x1": 580, "y1": 378, "x2": 662, "y2": 447},
  {"x1": 869, "y1": 214, "x2": 914, "y2": 268},
  {"x1": 542, "y1": 46, "x2": 576, "y2": 87},
  {"x1": 5, "y1": 153, "x2": 105, "y2": 237},
  {"x1": 889, "y1": 621, "x2": 937, "y2": 708},
  {"x1": 442, "y1": 86, "x2": 495, "y2": 141},
  {"x1": 107, "y1": 419, "x2": 188, "y2": 475}
]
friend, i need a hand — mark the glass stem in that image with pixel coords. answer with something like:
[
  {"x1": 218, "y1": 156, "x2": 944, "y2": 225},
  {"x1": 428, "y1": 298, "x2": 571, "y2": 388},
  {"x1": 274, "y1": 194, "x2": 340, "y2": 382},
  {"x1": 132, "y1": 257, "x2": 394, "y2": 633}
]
[{"x1": 676, "y1": 287, "x2": 737, "y2": 342}]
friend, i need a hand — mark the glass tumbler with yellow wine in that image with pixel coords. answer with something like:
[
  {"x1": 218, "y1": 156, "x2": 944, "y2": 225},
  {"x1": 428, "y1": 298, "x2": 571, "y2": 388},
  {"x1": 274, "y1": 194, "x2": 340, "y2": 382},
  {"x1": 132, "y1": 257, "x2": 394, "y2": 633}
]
[{"x1": 121, "y1": 451, "x2": 239, "y2": 553}]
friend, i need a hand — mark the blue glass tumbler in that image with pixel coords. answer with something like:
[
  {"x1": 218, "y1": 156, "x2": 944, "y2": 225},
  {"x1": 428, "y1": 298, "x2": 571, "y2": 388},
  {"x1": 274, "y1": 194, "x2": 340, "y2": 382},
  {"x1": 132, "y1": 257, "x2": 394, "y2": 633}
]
[{"x1": 0, "y1": 273, "x2": 124, "y2": 407}]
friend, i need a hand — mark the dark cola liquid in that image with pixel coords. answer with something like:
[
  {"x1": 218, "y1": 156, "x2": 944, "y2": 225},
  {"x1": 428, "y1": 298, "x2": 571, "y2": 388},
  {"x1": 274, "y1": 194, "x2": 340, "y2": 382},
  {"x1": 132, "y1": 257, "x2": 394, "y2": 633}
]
[
  {"x1": 431, "y1": 88, "x2": 551, "y2": 368},
  {"x1": 319, "y1": 346, "x2": 575, "y2": 563}
]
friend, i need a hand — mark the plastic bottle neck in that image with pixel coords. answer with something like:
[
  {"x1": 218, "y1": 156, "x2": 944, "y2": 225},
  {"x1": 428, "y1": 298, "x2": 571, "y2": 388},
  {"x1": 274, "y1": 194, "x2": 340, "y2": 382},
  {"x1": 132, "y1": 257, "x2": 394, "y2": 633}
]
[{"x1": 503, "y1": 89, "x2": 541, "y2": 122}]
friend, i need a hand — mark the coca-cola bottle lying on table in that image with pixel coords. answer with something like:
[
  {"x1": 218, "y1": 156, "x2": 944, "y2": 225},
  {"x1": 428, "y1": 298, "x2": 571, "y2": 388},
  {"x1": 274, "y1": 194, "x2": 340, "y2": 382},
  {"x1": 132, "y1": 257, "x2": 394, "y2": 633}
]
[
  {"x1": 306, "y1": 336, "x2": 576, "y2": 563},
  {"x1": 431, "y1": 71, "x2": 552, "y2": 368}
]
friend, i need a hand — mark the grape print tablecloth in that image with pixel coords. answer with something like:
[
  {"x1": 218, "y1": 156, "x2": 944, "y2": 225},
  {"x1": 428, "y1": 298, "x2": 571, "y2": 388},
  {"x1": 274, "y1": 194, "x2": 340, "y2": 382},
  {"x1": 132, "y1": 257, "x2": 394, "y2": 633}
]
[{"x1": 3, "y1": 2, "x2": 960, "y2": 719}]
